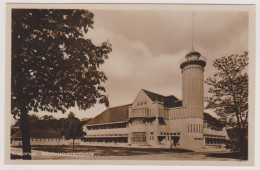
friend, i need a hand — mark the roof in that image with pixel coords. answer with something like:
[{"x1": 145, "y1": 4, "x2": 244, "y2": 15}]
[
  {"x1": 185, "y1": 50, "x2": 201, "y2": 57},
  {"x1": 86, "y1": 104, "x2": 130, "y2": 126},
  {"x1": 12, "y1": 130, "x2": 62, "y2": 138},
  {"x1": 142, "y1": 89, "x2": 182, "y2": 108},
  {"x1": 85, "y1": 90, "x2": 182, "y2": 126}
]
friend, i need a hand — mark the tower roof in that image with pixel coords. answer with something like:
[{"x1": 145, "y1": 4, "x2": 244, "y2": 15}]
[{"x1": 185, "y1": 50, "x2": 201, "y2": 58}]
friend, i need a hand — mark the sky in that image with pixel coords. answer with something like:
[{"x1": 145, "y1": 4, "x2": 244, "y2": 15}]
[{"x1": 26, "y1": 5, "x2": 249, "y2": 121}]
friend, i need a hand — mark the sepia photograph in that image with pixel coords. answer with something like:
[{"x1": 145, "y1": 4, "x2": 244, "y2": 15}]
[{"x1": 4, "y1": 3, "x2": 255, "y2": 166}]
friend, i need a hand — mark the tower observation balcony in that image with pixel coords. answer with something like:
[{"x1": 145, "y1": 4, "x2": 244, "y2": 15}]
[{"x1": 179, "y1": 51, "x2": 206, "y2": 69}]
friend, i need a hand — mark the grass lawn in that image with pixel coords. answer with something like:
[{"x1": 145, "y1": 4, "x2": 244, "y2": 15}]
[{"x1": 29, "y1": 145, "x2": 192, "y2": 156}]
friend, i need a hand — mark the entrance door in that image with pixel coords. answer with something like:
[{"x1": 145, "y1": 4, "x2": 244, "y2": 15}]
[{"x1": 171, "y1": 136, "x2": 180, "y2": 147}]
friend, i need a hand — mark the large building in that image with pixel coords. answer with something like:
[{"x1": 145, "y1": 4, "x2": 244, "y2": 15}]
[{"x1": 83, "y1": 50, "x2": 228, "y2": 150}]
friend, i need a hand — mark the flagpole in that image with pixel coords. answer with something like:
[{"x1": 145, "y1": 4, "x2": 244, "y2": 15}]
[{"x1": 192, "y1": 13, "x2": 196, "y2": 51}]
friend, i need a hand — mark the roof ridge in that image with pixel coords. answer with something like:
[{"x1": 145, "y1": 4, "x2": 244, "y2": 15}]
[
  {"x1": 165, "y1": 95, "x2": 180, "y2": 101},
  {"x1": 108, "y1": 104, "x2": 132, "y2": 109},
  {"x1": 142, "y1": 89, "x2": 166, "y2": 97},
  {"x1": 166, "y1": 95, "x2": 176, "y2": 98}
]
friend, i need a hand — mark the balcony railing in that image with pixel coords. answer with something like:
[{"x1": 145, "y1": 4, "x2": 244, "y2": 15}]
[
  {"x1": 179, "y1": 55, "x2": 207, "y2": 65},
  {"x1": 129, "y1": 108, "x2": 155, "y2": 118},
  {"x1": 129, "y1": 108, "x2": 169, "y2": 119}
]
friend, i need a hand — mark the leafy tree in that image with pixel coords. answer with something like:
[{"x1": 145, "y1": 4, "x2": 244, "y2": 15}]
[
  {"x1": 12, "y1": 114, "x2": 66, "y2": 134},
  {"x1": 60, "y1": 112, "x2": 86, "y2": 151},
  {"x1": 205, "y1": 52, "x2": 248, "y2": 159},
  {"x1": 41, "y1": 115, "x2": 55, "y2": 120},
  {"x1": 11, "y1": 9, "x2": 111, "y2": 159}
]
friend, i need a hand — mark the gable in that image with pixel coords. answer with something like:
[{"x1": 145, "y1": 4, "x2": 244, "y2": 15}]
[{"x1": 131, "y1": 89, "x2": 153, "y2": 108}]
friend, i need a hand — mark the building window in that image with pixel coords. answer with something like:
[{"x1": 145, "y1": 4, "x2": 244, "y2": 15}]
[
  {"x1": 131, "y1": 132, "x2": 146, "y2": 144},
  {"x1": 158, "y1": 117, "x2": 166, "y2": 125},
  {"x1": 88, "y1": 123, "x2": 127, "y2": 130}
]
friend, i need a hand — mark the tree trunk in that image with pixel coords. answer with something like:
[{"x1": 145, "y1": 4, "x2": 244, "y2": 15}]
[
  {"x1": 72, "y1": 139, "x2": 74, "y2": 151},
  {"x1": 239, "y1": 128, "x2": 248, "y2": 160},
  {"x1": 20, "y1": 106, "x2": 31, "y2": 160}
]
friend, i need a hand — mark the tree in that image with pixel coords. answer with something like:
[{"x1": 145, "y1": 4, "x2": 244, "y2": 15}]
[
  {"x1": 41, "y1": 115, "x2": 55, "y2": 120},
  {"x1": 11, "y1": 9, "x2": 111, "y2": 159},
  {"x1": 12, "y1": 114, "x2": 65, "y2": 132},
  {"x1": 60, "y1": 112, "x2": 86, "y2": 151},
  {"x1": 205, "y1": 52, "x2": 248, "y2": 159}
]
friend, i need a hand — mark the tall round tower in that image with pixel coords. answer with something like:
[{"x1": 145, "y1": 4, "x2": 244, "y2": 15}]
[{"x1": 180, "y1": 50, "x2": 206, "y2": 118}]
